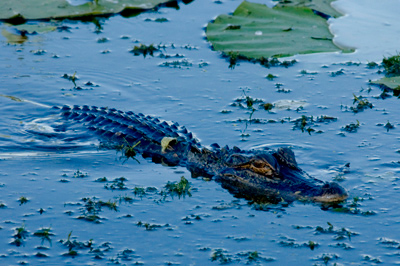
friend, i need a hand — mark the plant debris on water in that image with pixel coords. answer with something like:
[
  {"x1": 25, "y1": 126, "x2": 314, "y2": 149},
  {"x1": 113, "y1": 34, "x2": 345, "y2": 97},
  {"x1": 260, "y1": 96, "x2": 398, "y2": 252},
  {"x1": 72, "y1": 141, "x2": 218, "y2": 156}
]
[
  {"x1": 130, "y1": 43, "x2": 158, "y2": 57},
  {"x1": 341, "y1": 120, "x2": 360, "y2": 133},
  {"x1": 350, "y1": 94, "x2": 373, "y2": 113},
  {"x1": 33, "y1": 227, "x2": 54, "y2": 246},
  {"x1": 162, "y1": 176, "x2": 192, "y2": 199},
  {"x1": 78, "y1": 197, "x2": 118, "y2": 223}
]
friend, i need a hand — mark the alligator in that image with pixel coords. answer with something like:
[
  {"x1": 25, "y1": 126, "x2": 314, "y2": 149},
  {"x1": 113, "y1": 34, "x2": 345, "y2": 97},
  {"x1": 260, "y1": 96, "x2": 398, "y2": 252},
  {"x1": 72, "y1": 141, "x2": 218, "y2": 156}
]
[{"x1": 54, "y1": 104, "x2": 348, "y2": 204}]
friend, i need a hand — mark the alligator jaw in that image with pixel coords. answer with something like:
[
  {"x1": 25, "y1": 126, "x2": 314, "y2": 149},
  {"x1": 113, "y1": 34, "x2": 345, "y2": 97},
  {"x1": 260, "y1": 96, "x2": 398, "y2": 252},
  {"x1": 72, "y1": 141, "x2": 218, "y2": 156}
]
[
  {"x1": 217, "y1": 167, "x2": 348, "y2": 204},
  {"x1": 311, "y1": 182, "x2": 348, "y2": 203}
]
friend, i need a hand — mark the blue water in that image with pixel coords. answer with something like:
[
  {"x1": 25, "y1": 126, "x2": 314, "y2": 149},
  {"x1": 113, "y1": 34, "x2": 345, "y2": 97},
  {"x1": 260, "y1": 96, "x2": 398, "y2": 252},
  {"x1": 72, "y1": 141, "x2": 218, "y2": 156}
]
[{"x1": 1, "y1": 0, "x2": 400, "y2": 265}]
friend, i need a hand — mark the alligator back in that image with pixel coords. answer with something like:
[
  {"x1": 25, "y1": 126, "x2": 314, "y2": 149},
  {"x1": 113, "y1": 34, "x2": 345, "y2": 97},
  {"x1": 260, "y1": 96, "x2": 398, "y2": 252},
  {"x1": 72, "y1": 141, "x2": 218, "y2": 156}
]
[{"x1": 55, "y1": 105, "x2": 201, "y2": 165}]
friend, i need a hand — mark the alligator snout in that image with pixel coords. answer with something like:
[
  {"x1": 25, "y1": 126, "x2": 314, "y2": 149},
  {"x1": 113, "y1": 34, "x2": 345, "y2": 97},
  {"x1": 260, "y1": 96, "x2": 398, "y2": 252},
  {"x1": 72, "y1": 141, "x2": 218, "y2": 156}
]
[{"x1": 313, "y1": 182, "x2": 348, "y2": 203}]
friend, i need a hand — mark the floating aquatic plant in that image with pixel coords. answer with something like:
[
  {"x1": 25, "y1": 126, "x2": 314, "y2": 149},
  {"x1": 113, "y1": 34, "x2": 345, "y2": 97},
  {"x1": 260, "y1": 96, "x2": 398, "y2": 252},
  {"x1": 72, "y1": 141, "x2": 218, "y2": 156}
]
[
  {"x1": 0, "y1": 0, "x2": 180, "y2": 21},
  {"x1": 206, "y1": 1, "x2": 352, "y2": 66}
]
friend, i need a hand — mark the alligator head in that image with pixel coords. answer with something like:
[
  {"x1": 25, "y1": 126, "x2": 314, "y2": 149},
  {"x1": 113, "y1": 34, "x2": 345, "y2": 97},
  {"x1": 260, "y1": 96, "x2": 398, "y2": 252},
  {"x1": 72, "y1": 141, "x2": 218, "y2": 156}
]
[{"x1": 215, "y1": 147, "x2": 348, "y2": 204}]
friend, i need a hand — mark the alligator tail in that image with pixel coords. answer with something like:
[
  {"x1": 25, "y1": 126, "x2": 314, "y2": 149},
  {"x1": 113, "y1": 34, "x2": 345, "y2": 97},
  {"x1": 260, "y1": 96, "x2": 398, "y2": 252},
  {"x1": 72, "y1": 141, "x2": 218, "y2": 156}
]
[{"x1": 55, "y1": 105, "x2": 201, "y2": 165}]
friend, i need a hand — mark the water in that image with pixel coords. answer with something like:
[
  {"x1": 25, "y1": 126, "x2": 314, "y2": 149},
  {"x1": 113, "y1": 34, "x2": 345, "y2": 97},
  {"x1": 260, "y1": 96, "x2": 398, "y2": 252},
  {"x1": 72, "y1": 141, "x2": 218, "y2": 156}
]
[{"x1": 1, "y1": 0, "x2": 400, "y2": 265}]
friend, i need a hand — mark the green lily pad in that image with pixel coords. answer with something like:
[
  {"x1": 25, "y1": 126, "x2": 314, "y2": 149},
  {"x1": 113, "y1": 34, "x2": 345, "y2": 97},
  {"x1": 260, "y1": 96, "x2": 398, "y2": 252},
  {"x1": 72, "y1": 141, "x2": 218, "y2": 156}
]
[
  {"x1": 0, "y1": 0, "x2": 175, "y2": 21},
  {"x1": 206, "y1": 1, "x2": 353, "y2": 60},
  {"x1": 13, "y1": 23, "x2": 58, "y2": 34},
  {"x1": 275, "y1": 0, "x2": 343, "y2": 18},
  {"x1": 371, "y1": 76, "x2": 400, "y2": 89},
  {"x1": 1, "y1": 29, "x2": 28, "y2": 44}
]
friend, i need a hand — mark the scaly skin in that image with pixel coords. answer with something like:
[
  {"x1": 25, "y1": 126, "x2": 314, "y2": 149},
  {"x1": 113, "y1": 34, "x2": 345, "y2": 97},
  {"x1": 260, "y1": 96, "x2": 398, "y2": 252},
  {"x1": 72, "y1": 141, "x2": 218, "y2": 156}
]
[{"x1": 56, "y1": 105, "x2": 348, "y2": 203}]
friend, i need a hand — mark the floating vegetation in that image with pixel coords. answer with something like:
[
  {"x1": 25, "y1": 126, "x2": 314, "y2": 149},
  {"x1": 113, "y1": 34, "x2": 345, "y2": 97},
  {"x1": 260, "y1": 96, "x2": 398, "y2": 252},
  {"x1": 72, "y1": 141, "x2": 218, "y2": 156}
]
[
  {"x1": 11, "y1": 224, "x2": 29, "y2": 246},
  {"x1": 33, "y1": 227, "x2": 54, "y2": 246},
  {"x1": 31, "y1": 49, "x2": 47, "y2": 55},
  {"x1": 206, "y1": 1, "x2": 351, "y2": 66},
  {"x1": 133, "y1": 186, "x2": 146, "y2": 198},
  {"x1": 329, "y1": 242, "x2": 354, "y2": 250},
  {"x1": 277, "y1": 236, "x2": 319, "y2": 250},
  {"x1": 73, "y1": 169, "x2": 88, "y2": 178},
  {"x1": 182, "y1": 214, "x2": 202, "y2": 224},
  {"x1": 159, "y1": 59, "x2": 193, "y2": 68},
  {"x1": 78, "y1": 197, "x2": 118, "y2": 223},
  {"x1": 59, "y1": 231, "x2": 93, "y2": 257},
  {"x1": 130, "y1": 43, "x2": 158, "y2": 57},
  {"x1": 0, "y1": 0, "x2": 179, "y2": 21},
  {"x1": 18, "y1": 196, "x2": 29, "y2": 205},
  {"x1": 159, "y1": 53, "x2": 185, "y2": 59},
  {"x1": 265, "y1": 73, "x2": 277, "y2": 80},
  {"x1": 144, "y1": 17, "x2": 169, "y2": 23},
  {"x1": 95, "y1": 177, "x2": 108, "y2": 182},
  {"x1": 315, "y1": 222, "x2": 359, "y2": 241},
  {"x1": 104, "y1": 177, "x2": 128, "y2": 190},
  {"x1": 237, "y1": 250, "x2": 274, "y2": 263},
  {"x1": 113, "y1": 140, "x2": 141, "y2": 163},
  {"x1": 300, "y1": 69, "x2": 318, "y2": 75},
  {"x1": 382, "y1": 53, "x2": 400, "y2": 76},
  {"x1": 117, "y1": 194, "x2": 134, "y2": 204},
  {"x1": 97, "y1": 37, "x2": 109, "y2": 43},
  {"x1": 210, "y1": 248, "x2": 232, "y2": 264},
  {"x1": 341, "y1": 120, "x2": 360, "y2": 133},
  {"x1": 210, "y1": 248, "x2": 274, "y2": 264},
  {"x1": 163, "y1": 176, "x2": 192, "y2": 199},
  {"x1": 367, "y1": 61, "x2": 379, "y2": 68},
  {"x1": 136, "y1": 221, "x2": 169, "y2": 231},
  {"x1": 384, "y1": 121, "x2": 395, "y2": 132},
  {"x1": 330, "y1": 68, "x2": 345, "y2": 77},
  {"x1": 111, "y1": 249, "x2": 138, "y2": 263},
  {"x1": 262, "y1": 102, "x2": 274, "y2": 111},
  {"x1": 292, "y1": 115, "x2": 337, "y2": 134},
  {"x1": 332, "y1": 197, "x2": 376, "y2": 216},
  {"x1": 61, "y1": 72, "x2": 81, "y2": 90},
  {"x1": 313, "y1": 253, "x2": 339, "y2": 265},
  {"x1": 227, "y1": 51, "x2": 239, "y2": 69},
  {"x1": 378, "y1": 237, "x2": 400, "y2": 249},
  {"x1": 350, "y1": 94, "x2": 373, "y2": 113},
  {"x1": 371, "y1": 53, "x2": 400, "y2": 96},
  {"x1": 363, "y1": 254, "x2": 382, "y2": 264}
]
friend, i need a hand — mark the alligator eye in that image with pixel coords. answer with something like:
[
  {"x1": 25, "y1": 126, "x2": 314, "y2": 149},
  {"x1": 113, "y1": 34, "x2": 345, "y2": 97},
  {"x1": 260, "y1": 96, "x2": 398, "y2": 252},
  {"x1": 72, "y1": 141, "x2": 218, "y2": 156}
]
[{"x1": 251, "y1": 160, "x2": 266, "y2": 168}]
